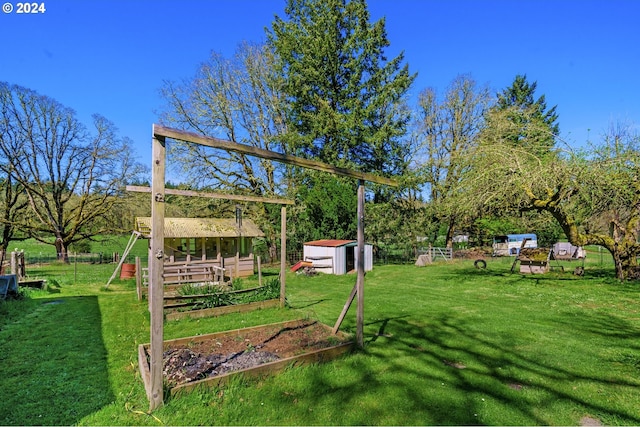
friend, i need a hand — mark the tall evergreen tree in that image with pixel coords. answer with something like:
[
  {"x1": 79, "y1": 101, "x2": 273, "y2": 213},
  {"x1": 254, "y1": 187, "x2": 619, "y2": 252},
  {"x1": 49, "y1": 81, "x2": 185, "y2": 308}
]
[
  {"x1": 490, "y1": 74, "x2": 560, "y2": 153},
  {"x1": 268, "y1": 0, "x2": 416, "y2": 176}
]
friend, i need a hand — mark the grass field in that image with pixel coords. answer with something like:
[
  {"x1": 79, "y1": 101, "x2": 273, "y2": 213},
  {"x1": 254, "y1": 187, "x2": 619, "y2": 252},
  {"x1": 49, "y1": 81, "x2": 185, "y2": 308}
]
[
  {"x1": 1, "y1": 249, "x2": 639, "y2": 425},
  {"x1": 11, "y1": 234, "x2": 149, "y2": 266}
]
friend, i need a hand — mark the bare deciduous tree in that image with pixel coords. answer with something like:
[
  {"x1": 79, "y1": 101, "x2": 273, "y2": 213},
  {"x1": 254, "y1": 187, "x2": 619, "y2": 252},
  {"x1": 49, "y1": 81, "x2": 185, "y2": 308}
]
[
  {"x1": 0, "y1": 82, "x2": 145, "y2": 261},
  {"x1": 159, "y1": 42, "x2": 289, "y2": 258},
  {"x1": 413, "y1": 74, "x2": 490, "y2": 247},
  {"x1": 159, "y1": 42, "x2": 288, "y2": 196}
]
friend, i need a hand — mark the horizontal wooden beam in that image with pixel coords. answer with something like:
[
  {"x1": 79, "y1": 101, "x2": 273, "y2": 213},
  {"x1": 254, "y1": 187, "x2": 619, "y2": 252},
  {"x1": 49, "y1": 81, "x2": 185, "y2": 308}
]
[
  {"x1": 153, "y1": 124, "x2": 398, "y2": 187},
  {"x1": 126, "y1": 185, "x2": 295, "y2": 205}
]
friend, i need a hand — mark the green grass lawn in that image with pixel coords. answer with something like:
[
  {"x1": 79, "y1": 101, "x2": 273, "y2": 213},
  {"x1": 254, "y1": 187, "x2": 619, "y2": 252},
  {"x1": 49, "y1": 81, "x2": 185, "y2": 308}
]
[{"x1": 1, "y1": 254, "x2": 639, "y2": 425}]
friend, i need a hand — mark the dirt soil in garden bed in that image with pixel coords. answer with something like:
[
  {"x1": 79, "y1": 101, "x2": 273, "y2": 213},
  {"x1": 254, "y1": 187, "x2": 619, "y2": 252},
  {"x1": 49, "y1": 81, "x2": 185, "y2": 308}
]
[{"x1": 162, "y1": 320, "x2": 350, "y2": 387}]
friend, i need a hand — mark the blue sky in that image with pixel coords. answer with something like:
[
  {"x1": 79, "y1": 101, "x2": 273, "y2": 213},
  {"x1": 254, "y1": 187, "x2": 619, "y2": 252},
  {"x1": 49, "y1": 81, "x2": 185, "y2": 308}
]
[{"x1": 2, "y1": 0, "x2": 638, "y2": 170}]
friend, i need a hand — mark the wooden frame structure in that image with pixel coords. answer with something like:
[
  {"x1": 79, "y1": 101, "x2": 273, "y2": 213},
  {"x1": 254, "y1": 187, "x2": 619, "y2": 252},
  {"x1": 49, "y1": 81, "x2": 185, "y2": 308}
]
[{"x1": 145, "y1": 124, "x2": 396, "y2": 410}]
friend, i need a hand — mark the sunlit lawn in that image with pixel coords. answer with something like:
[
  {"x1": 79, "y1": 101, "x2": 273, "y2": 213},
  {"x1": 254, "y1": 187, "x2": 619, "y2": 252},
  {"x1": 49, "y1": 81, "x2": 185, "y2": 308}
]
[{"x1": 1, "y1": 252, "x2": 639, "y2": 425}]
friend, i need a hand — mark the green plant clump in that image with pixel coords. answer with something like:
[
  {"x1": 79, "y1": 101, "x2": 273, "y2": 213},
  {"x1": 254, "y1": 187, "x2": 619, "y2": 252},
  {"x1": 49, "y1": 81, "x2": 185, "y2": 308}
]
[{"x1": 192, "y1": 278, "x2": 280, "y2": 309}]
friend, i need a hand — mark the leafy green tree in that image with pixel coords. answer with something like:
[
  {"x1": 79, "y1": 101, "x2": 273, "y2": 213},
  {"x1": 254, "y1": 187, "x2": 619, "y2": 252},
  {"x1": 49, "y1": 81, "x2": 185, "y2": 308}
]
[
  {"x1": 462, "y1": 111, "x2": 640, "y2": 280},
  {"x1": 268, "y1": 0, "x2": 416, "y2": 177},
  {"x1": 366, "y1": 195, "x2": 430, "y2": 260},
  {"x1": 0, "y1": 83, "x2": 145, "y2": 261},
  {"x1": 288, "y1": 173, "x2": 357, "y2": 248}
]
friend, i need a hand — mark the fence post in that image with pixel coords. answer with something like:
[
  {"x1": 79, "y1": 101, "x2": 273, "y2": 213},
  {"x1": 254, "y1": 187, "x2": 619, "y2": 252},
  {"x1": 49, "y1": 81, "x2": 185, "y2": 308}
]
[
  {"x1": 10, "y1": 251, "x2": 17, "y2": 276},
  {"x1": 257, "y1": 256, "x2": 262, "y2": 288}
]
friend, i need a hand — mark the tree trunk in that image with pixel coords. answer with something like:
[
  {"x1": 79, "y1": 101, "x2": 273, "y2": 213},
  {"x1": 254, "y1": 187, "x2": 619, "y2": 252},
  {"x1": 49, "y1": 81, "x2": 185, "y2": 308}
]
[
  {"x1": 445, "y1": 217, "x2": 456, "y2": 249},
  {"x1": 609, "y1": 244, "x2": 638, "y2": 281},
  {"x1": 268, "y1": 242, "x2": 278, "y2": 265},
  {"x1": 55, "y1": 238, "x2": 70, "y2": 263},
  {"x1": 533, "y1": 202, "x2": 640, "y2": 281}
]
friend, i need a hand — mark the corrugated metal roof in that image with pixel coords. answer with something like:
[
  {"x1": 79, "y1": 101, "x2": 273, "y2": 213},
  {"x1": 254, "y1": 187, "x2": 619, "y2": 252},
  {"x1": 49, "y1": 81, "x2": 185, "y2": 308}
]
[
  {"x1": 135, "y1": 217, "x2": 265, "y2": 238},
  {"x1": 304, "y1": 239, "x2": 356, "y2": 248}
]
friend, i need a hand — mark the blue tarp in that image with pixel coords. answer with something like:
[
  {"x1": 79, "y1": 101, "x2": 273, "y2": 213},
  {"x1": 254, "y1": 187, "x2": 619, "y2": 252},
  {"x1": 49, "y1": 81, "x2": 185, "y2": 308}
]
[{"x1": 0, "y1": 274, "x2": 18, "y2": 299}]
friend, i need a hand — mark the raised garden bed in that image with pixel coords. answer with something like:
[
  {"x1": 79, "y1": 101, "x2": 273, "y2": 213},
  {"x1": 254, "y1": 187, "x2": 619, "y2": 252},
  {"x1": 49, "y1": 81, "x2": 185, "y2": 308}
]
[
  {"x1": 162, "y1": 282, "x2": 281, "y2": 321},
  {"x1": 138, "y1": 319, "x2": 353, "y2": 397},
  {"x1": 165, "y1": 298, "x2": 280, "y2": 321}
]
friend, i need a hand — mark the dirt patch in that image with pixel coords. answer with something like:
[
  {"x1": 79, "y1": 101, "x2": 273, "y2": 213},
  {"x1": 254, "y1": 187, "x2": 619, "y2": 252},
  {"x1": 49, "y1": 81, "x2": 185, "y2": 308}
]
[
  {"x1": 580, "y1": 416, "x2": 603, "y2": 426},
  {"x1": 162, "y1": 320, "x2": 350, "y2": 387}
]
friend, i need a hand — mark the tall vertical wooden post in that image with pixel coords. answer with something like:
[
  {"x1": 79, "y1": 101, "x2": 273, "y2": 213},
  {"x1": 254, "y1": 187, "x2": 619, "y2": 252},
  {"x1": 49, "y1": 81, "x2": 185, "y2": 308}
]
[
  {"x1": 280, "y1": 206, "x2": 286, "y2": 308},
  {"x1": 149, "y1": 132, "x2": 166, "y2": 411},
  {"x1": 356, "y1": 180, "x2": 365, "y2": 348}
]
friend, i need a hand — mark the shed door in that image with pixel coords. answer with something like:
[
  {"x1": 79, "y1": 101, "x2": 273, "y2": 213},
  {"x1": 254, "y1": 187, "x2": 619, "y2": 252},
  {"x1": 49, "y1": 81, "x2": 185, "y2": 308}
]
[{"x1": 346, "y1": 246, "x2": 355, "y2": 272}]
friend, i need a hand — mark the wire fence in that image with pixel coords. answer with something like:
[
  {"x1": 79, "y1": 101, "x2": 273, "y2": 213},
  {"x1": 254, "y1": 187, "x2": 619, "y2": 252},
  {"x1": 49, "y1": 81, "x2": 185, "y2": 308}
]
[
  {"x1": 255, "y1": 248, "x2": 419, "y2": 266},
  {"x1": 24, "y1": 252, "x2": 115, "y2": 265}
]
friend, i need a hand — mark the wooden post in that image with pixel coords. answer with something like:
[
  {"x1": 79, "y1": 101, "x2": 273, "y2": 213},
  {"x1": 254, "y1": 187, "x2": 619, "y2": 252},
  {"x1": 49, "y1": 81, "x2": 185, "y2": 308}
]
[
  {"x1": 257, "y1": 256, "x2": 262, "y2": 288},
  {"x1": 149, "y1": 133, "x2": 166, "y2": 411},
  {"x1": 10, "y1": 251, "x2": 17, "y2": 276},
  {"x1": 135, "y1": 256, "x2": 142, "y2": 301},
  {"x1": 356, "y1": 180, "x2": 365, "y2": 348},
  {"x1": 280, "y1": 206, "x2": 286, "y2": 308},
  {"x1": 135, "y1": 124, "x2": 398, "y2": 410},
  {"x1": 235, "y1": 251, "x2": 240, "y2": 278},
  {"x1": 332, "y1": 283, "x2": 357, "y2": 334}
]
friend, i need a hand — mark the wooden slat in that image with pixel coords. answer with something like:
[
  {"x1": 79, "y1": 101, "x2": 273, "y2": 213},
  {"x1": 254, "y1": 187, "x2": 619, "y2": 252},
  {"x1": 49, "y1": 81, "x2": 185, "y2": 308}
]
[
  {"x1": 153, "y1": 124, "x2": 398, "y2": 187},
  {"x1": 163, "y1": 302, "x2": 193, "y2": 309},
  {"x1": 165, "y1": 299, "x2": 281, "y2": 321},
  {"x1": 138, "y1": 344, "x2": 151, "y2": 397},
  {"x1": 332, "y1": 283, "x2": 357, "y2": 334},
  {"x1": 162, "y1": 286, "x2": 266, "y2": 302},
  {"x1": 126, "y1": 185, "x2": 295, "y2": 205}
]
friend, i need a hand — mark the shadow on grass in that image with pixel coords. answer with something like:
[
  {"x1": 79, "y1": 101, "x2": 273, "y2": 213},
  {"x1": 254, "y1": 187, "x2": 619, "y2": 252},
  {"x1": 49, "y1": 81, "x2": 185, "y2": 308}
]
[
  {"x1": 297, "y1": 312, "x2": 640, "y2": 425},
  {"x1": 449, "y1": 261, "x2": 621, "y2": 284},
  {"x1": 287, "y1": 298, "x2": 329, "y2": 309},
  {"x1": 0, "y1": 295, "x2": 114, "y2": 425}
]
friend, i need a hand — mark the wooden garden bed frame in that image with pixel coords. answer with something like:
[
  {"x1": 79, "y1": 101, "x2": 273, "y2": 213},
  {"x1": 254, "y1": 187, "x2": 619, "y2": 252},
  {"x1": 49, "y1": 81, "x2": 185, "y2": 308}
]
[
  {"x1": 138, "y1": 319, "x2": 353, "y2": 398},
  {"x1": 162, "y1": 285, "x2": 280, "y2": 322},
  {"x1": 165, "y1": 299, "x2": 280, "y2": 321},
  {"x1": 141, "y1": 124, "x2": 396, "y2": 410}
]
